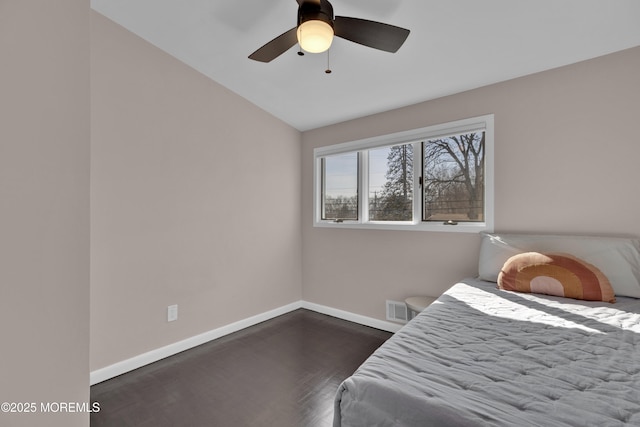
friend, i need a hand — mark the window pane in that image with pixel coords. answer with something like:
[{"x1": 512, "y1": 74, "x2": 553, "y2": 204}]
[
  {"x1": 369, "y1": 144, "x2": 413, "y2": 221},
  {"x1": 321, "y1": 152, "x2": 358, "y2": 220},
  {"x1": 423, "y1": 132, "x2": 485, "y2": 222}
]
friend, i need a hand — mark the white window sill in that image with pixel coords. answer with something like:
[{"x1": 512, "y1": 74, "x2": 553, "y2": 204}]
[{"x1": 313, "y1": 220, "x2": 493, "y2": 233}]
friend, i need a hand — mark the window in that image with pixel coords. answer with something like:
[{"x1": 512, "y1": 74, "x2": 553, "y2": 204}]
[
  {"x1": 313, "y1": 115, "x2": 494, "y2": 232},
  {"x1": 369, "y1": 144, "x2": 413, "y2": 221},
  {"x1": 422, "y1": 131, "x2": 485, "y2": 223},
  {"x1": 321, "y1": 152, "x2": 358, "y2": 221}
]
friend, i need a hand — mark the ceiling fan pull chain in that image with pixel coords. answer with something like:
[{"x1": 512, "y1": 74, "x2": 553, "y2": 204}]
[{"x1": 325, "y1": 48, "x2": 332, "y2": 74}]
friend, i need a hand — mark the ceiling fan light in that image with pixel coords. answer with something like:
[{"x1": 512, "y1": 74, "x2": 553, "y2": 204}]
[{"x1": 297, "y1": 20, "x2": 334, "y2": 53}]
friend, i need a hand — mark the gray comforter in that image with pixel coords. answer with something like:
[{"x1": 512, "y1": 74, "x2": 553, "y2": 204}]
[{"x1": 334, "y1": 278, "x2": 640, "y2": 426}]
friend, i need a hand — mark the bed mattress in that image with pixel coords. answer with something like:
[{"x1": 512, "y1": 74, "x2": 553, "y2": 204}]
[{"x1": 334, "y1": 278, "x2": 640, "y2": 426}]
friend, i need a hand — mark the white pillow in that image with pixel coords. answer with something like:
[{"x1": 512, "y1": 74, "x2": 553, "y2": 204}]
[{"x1": 478, "y1": 232, "x2": 640, "y2": 298}]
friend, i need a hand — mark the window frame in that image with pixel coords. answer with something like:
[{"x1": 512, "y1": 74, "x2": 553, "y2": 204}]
[{"x1": 313, "y1": 115, "x2": 494, "y2": 233}]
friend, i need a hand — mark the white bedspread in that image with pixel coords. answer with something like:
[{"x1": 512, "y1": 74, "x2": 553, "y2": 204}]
[{"x1": 334, "y1": 278, "x2": 640, "y2": 426}]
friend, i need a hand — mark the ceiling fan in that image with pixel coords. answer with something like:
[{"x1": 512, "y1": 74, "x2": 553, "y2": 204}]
[{"x1": 248, "y1": 0, "x2": 410, "y2": 63}]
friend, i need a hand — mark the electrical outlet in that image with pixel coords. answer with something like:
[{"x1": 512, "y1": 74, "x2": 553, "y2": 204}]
[{"x1": 167, "y1": 304, "x2": 178, "y2": 322}]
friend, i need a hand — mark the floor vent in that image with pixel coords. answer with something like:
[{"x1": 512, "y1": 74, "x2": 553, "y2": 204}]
[{"x1": 386, "y1": 300, "x2": 408, "y2": 323}]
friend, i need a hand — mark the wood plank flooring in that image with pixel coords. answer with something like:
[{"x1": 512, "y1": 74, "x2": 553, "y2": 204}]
[{"x1": 90, "y1": 309, "x2": 392, "y2": 427}]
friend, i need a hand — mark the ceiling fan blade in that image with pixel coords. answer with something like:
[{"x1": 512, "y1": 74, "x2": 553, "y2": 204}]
[
  {"x1": 333, "y1": 16, "x2": 410, "y2": 53},
  {"x1": 297, "y1": 0, "x2": 321, "y2": 6},
  {"x1": 248, "y1": 27, "x2": 298, "y2": 62}
]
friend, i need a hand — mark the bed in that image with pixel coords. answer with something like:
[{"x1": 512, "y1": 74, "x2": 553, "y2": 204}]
[{"x1": 333, "y1": 233, "x2": 640, "y2": 427}]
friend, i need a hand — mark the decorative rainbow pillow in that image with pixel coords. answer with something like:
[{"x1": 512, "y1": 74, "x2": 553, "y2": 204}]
[{"x1": 497, "y1": 252, "x2": 616, "y2": 303}]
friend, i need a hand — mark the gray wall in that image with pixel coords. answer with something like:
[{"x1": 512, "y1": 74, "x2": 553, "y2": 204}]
[
  {"x1": 90, "y1": 12, "x2": 302, "y2": 371},
  {"x1": 0, "y1": 1, "x2": 90, "y2": 426},
  {"x1": 302, "y1": 46, "x2": 640, "y2": 320}
]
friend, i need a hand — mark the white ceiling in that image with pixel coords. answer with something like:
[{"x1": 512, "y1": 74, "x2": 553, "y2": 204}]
[{"x1": 91, "y1": 0, "x2": 640, "y2": 131}]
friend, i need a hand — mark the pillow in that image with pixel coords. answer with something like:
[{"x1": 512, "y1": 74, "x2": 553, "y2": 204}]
[
  {"x1": 478, "y1": 232, "x2": 640, "y2": 298},
  {"x1": 498, "y1": 252, "x2": 616, "y2": 303}
]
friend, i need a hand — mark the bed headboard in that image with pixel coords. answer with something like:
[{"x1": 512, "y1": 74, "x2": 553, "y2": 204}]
[{"x1": 478, "y1": 232, "x2": 640, "y2": 298}]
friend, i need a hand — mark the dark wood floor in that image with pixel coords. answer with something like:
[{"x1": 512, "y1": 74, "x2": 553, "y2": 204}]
[{"x1": 90, "y1": 309, "x2": 392, "y2": 427}]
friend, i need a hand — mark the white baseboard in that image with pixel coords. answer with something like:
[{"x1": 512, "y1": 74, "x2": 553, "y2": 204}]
[
  {"x1": 301, "y1": 301, "x2": 404, "y2": 333},
  {"x1": 90, "y1": 300, "x2": 403, "y2": 385},
  {"x1": 90, "y1": 301, "x2": 302, "y2": 385}
]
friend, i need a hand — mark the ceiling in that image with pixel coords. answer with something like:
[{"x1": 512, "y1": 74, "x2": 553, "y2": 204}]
[{"x1": 91, "y1": 0, "x2": 640, "y2": 131}]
